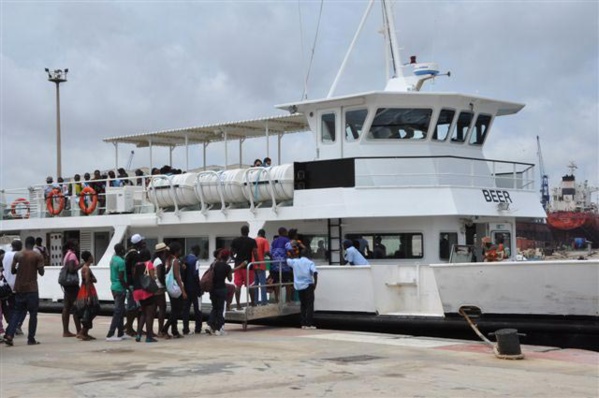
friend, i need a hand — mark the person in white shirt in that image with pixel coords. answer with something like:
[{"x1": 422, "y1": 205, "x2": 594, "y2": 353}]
[{"x1": 1, "y1": 240, "x2": 24, "y2": 335}]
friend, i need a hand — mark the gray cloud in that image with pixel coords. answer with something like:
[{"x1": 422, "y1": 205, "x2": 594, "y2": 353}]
[{"x1": 1, "y1": 0, "x2": 597, "y2": 201}]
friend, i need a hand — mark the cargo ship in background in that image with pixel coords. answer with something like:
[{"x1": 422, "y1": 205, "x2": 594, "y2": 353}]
[{"x1": 546, "y1": 163, "x2": 599, "y2": 249}]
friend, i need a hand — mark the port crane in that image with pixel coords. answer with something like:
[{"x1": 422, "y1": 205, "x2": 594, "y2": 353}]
[
  {"x1": 126, "y1": 150, "x2": 135, "y2": 170},
  {"x1": 536, "y1": 136, "x2": 550, "y2": 209}
]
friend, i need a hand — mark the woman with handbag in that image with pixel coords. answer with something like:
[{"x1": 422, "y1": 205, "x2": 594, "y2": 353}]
[
  {"x1": 161, "y1": 242, "x2": 186, "y2": 339},
  {"x1": 61, "y1": 240, "x2": 82, "y2": 338},
  {"x1": 132, "y1": 249, "x2": 158, "y2": 343},
  {"x1": 75, "y1": 251, "x2": 99, "y2": 341}
]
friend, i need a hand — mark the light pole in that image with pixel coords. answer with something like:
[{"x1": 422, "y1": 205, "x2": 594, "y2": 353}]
[{"x1": 45, "y1": 68, "x2": 68, "y2": 178}]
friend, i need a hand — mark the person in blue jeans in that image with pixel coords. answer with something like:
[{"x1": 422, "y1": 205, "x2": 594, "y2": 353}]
[
  {"x1": 106, "y1": 244, "x2": 128, "y2": 341},
  {"x1": 3, "y1": 236, "x2": 45, "y2": 346}
]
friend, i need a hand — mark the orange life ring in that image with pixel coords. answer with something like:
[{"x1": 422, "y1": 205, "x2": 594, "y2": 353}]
[
  {"x1": 46, "y1": 188, "x2": 65, "y2": 216},
  {"x1": 79, "y1": 186, "x2": 98, "y2": 215},
  {"x1": 10, "y1": 198, "x2": 30, "y2": 219}
]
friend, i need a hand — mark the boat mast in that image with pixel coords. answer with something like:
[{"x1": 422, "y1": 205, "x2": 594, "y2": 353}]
[
  {"x1": 327, "y1": 0, "x2": 375, "y2": 98},
  {"x1": 382, "y1": 0, "x2": 403, "y2": 80}
]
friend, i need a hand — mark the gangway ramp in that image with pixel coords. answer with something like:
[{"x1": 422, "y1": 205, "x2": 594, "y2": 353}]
[
  {"x1": 201, "y1": 260, "x2": 301, "y2": 330},
  {"x1": 225, "y1": 302, "x2": 301, "y2": 330}
]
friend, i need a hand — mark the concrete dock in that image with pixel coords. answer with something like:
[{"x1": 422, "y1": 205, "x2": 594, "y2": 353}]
[{"x1": 1, "y1": 313, "x2": 598, "y2": 397}]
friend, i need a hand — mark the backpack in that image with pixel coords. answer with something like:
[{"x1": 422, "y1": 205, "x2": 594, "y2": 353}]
[{"x1": 199, "y1": 262, "x2": 215, "y2": 294}]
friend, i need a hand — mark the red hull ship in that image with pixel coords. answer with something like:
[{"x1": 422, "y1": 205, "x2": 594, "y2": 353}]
[{"x1": 547, "y1": 164, "x2": 599, "y2": 247}]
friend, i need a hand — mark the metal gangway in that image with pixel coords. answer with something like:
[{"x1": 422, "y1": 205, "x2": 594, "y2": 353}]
[{"x1": 207, "y1": 260, "x2": 301, "y2": 330}]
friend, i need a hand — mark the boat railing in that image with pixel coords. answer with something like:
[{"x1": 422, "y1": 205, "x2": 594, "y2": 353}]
[
  {"x1": 0, "y1": 156, "x2": 536, "y2": 220},
  {"x1": 354, "y1": 156, "x2": 535, "y2": 190}
]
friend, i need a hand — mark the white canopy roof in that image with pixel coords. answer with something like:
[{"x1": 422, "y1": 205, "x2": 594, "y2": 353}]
[{"x1": 103, "y1": 113, "x2": 309, "y2": 148}]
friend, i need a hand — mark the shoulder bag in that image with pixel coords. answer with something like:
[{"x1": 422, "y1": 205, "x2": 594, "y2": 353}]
[
  {"x1": 199, "y1": 262, "x2": 215, "y2": 294},
  {"x1": 140, "y1": 262, "x2": 159, "y2": 294},
  {"x1": 58, "y1": 266, "x2": 80, "y2": 287},
  {"x1": 165, "y1": 258, "x2": 182, "y2": 298}
]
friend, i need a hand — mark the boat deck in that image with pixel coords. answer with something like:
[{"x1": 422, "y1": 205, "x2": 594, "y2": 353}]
[{"x1": 1, "y1": 313, "x2": 597, "y2": 397}]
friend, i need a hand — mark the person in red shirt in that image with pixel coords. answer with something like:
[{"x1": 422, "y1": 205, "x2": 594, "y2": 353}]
[{"x1": 254, "y1": 229, "x2": 270, "y2": 306}]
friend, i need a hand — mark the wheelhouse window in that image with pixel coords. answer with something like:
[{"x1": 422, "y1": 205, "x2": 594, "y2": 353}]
[
  {"x1": 469, "y1": 114, "x2": 492, "y2": 145},
  {"x1": 345, "y1": 109, "x2": 368, "y2": 142},
  {"x1": 439, "y1": 232, "x2": 458, "y2": 261},
  {"x1": 432, "y1": 109, "x2": 455, "y2": 141},
  {"x1": 321, "y1": 112, "x2": 336, "y2": 143},
  {"x1": 368, "y1": 108, "x2": 432, "y2": 140},
  {"x1": 345, "y1": 233, "x2": 423, "y2": 259},
  {"x1": 451, "y1": 111, "x2": 474, "y2": 143}
]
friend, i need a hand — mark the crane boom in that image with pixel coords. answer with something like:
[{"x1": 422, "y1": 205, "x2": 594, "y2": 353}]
[
  {"x1": 126, "y1": 150, "x2": 135, "y2": 170},
  {"x1": 536, "y1": 136, "x2": 550, "y2": 209}
]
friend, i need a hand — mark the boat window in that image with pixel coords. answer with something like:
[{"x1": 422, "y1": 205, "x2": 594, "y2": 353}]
[
  {"x1": 439, "y1": 232, "x2": 458, "y2": 261},
  {"x1": 164, "y1": 237, "x2": 210, "y2": 260},
  {"x1": 186, "y1": 237, "x2": 210, "y2": 260},
  {"x1": 216, "y1": 236, "x2": 235, "y2": 252},
  {"x1": 345, "y1": 233, "x2": 423, "y2": 259},
  {"x1": 469, "y1": 114, "x2": 492, "y2": 145},
  {"x1": 301, "y1": 234, "x2": 329, "y2": 261},
  {"x1": 321, "y1": 112, "x2": 336, "y2": 143},
  {"x1": 432, "y1": 109, "x2": 455, "y2": 141},
  {"x1": 368, "y1": 108, "x2": 432, "y2": 140},
  {"x1": 451, "y1": 111, "x2": 474, "y2": 143},
  {"x1": 345, "y1": 109, "x2": 368, "y2": 142}
]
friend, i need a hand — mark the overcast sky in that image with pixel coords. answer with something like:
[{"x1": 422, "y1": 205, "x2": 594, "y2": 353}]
[{"x1": 1, "y1": 0, "x2": 597, "y2": 204}]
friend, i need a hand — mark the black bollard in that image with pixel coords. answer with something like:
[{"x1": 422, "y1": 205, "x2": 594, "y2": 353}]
[{"x1": 492, "y1": 328, "x2": 522, "y2": 356}]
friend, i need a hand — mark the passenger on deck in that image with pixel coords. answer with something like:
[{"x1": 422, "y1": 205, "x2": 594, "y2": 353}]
[
  {"x1": 135, "y1": 169, "x2": 145, "y2": 186},
  {"x1": 287, "y1": 247, "x2": 318, "y2": 330},
  {"x1": 343, "y1": 240, "x2": 369, "y2": 266},
  {"x1": 253, "y1": 159, "x2": 263, "y2": 167},
  {"x1": 72, "y1": 174, "x2": 83, "y2": 197},
  {"x1": 315, "y1": 240, "x2": 328, "y2": 260},
  {"x1": 118, "y1": 168, "x2": 132, "y2": 185},
  {"x1": 108, "y1": 170, "x2": 123, "y2": 187},
  {"x1": 83, "y1": 172, "x2": 91, "y2": 188},
  {"x1": 44, "y1": 176, "x2": 57, "y2": 199},
  {"x1": 373, "y1": 236, "x2": 387, "y2": 259},
  {"x1": 355, "y1": 235, "x2": 370, "y2": 258},
  {"x1": 231, "y1": 225, "x2": 258, "y2": 309},
  {"x1": 263, "y1": 157, "x2": 272, "y2": 167},
  {"x1": 92, "y1": 170, "x2": 106, "y2": 214}
]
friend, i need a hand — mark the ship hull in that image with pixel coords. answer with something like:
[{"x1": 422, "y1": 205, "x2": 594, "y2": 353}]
[{"x1": 547, "y1": 211, "x2": 599, "y2": 248}]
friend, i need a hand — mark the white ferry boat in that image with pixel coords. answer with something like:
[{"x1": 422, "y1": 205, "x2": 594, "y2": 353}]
[{"x1": 1, "y1": 0, "x2": 597, "y2": 346}]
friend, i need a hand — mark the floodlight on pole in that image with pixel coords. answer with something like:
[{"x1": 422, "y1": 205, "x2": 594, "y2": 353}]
[{"x1": 45, "y1": 68, "x2": 68, "y2": 179}]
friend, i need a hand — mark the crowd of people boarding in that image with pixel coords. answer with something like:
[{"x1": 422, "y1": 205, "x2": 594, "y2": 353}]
[{"x1": 0, "y1": 224, "x2": 319, "y2": 347}]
